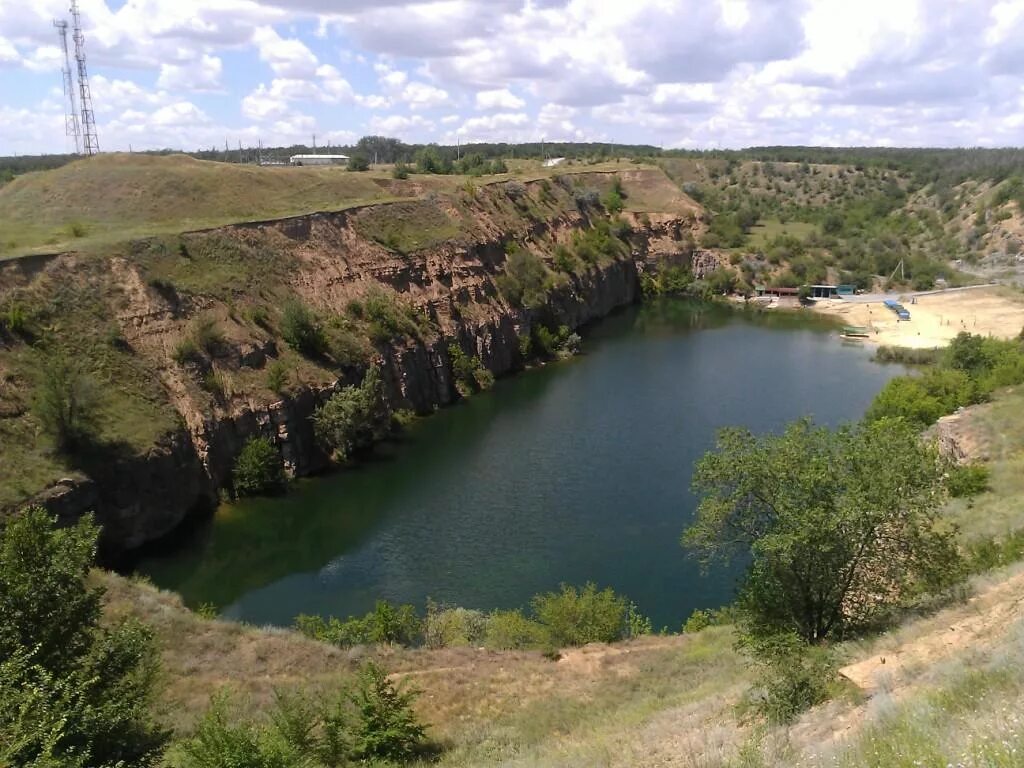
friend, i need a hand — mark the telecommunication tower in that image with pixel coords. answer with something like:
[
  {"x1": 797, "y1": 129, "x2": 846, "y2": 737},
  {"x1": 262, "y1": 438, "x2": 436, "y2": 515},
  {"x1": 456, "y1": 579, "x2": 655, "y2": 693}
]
[
  {"x1": 69, "y1": 0, "x2": 99, "y2": 155},
  {"x1": 53, "y1": 19, "x2": 82, "y2": 154}
]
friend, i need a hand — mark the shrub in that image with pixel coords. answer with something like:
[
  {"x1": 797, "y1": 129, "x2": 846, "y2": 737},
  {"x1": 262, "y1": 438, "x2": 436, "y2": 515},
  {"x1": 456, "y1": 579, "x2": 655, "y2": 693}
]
[
  {"x1": 1, "y1": 302, "x2": 26, "y2": 334},
  {"x1": 0, "y1": 509, "x2": 169, "y2": 767},
  {"x1": 392, "y1": 161, "x2": 410, "y2": 179},
  {"x1": 312, "y1": 366, "x2": 389, "y2": 461},
  {"x1": 745, "y1": 632, "x2": 835, "y2": 724},
  {"x1": 32, "y1": 353, "x2": 98, "y2": 453},
  {"x1": 280, "y1": 300, "x2": 328, "y2": 358},
  {"x1": 553, "y1": 244, "x2": 576, "y2": 273},
  {"x1": 173, "y1": 337, "x2": 201, "y2": 366},
  {"x1": 449, "y1": 345, "x2": 493, "y2": 397},
  {"x1": 947, "y1": 463, "x2": 991, "y2": 498},
  {"x1": 295, "y1": 600, "x2": 421, "y2": 647},
  {"x1": 265, "y1": 360, "x2": 288, "y2": 394},
  {"x1": 192, "y1": 315, "x2": 224, "y2": 355},
  {"x1": 361, "y1": 288, "x2": 428, "y2": 343},
  {"x1": 682, "y1": 608, "x2": 714, "y2": 634},
  {"x1": 531, "y1": 583, "x2": 629, "y2": 646},
  {"x1": 603, "y1": 189, "x2": 624, "y2": 213},
  {"x1": 626, "y1": 602, "x2": 653, "y2": 638},
  {"x1": 496, "y1": 248, "x2": 550, "y2": 308},
  {"x1": 573, "y1": 188, "x2": 600, "y2": 208},
  {"x1": 350, "y1": 662, "x2": 427, "y2": 763},
  {"x1": 233, "y1": 436, "x2": 286, "y2": 497},
  {"x1": 347, "y1": 154, "x2": 370, "y2": 171},
  {"x1": 483, "y1": 609, "x2": 550, "y2": 650},
  {"x1": 67, "y1": 219, "x2": 88, "y2": 238},
  {"x1": 423, "y1": 602, "x2": 488, "y2": 648}
]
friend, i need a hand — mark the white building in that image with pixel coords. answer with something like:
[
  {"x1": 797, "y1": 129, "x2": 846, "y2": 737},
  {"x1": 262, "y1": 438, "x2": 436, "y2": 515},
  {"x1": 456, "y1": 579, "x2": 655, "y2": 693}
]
[{"x1": 289, "y1": 154, "x2": 349, "y2": 166}]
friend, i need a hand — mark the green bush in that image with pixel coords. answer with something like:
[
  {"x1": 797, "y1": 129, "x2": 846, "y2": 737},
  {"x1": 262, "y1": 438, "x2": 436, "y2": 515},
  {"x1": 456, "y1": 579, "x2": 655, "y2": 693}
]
[
  {"x1": 233, "y1": 436, "x2": 286, "y2": 497},
  {"x1": 1, "y1": 301, "x2": 26, "y2": 334},
  {"x1": 483, "y1": 609, "x2": 550, "y2": 650},
  {"x1": 553, "y1": 244, "x2": 576, "y2": 273},
  {"x1": 682, "y1": 608, "x2": 714, "y2": 634},
  {"x1": 350, "y1": 662, "x2": 427, "y2": 763},
  {"x1": 32, "y1": 353, "x2": 99, "y2": 453},
  {"x1": 0, "y1": 509, "x2": 169, "y2": 767},
  {"x1": 449, "y1": 345, "x2": 494, "y2": 397},
  {"x1": 280, "y1": 300, "x2": 328, "y2": 357},
  {"x1": 266, "y1": 360, "x2": 289, "y2": 394},
  {"x1": 392, "y1": 161, "x2": 410, "y2": 179},
  {"x1": 193, "y1": 315, "x2": 224, "y2": 355},
  {"x1": 423, "y1": 602, "x2": 488, "y2": 648},
  {"x1": 496, "y1": 248, "x2": 550, "y2": 308},
  {"x1": 172, "y1": 337, "x2": 201, "y2": 366},
  {"x1": 347, "y1": 154, "x2": 370, "y2": 172},
  {"x1": 531, "y1": 583, "x2": 629, "y2": 646},
  {"x1": 947, "y1": 463, "x2": 991, "y2": 498},
  {"x1": 359, "y1": 287, "x2": 428, "y2": 343},
  {"x1": 312, "y1": 366, "x2": 389, "y2": 461},
  {"x1": 745, "y1": 632, "x2": 835, "y2": 724},
  {"x1": 295, "y1": 600, "x2": 421, "y2": 647}
]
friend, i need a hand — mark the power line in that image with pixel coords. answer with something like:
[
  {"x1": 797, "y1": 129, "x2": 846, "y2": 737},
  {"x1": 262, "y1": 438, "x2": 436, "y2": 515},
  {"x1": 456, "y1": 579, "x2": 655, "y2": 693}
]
[
  {"x1": 53, "y1": 19, "x2": 81, "y2": 154},
  {"x1": 69, "y1": 0, "x2": 99, "y2": 156}
]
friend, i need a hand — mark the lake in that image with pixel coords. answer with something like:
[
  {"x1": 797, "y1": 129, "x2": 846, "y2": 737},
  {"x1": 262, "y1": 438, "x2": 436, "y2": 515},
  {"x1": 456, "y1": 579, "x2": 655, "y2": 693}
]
[{"x1": 135, "y1": 300, "x2": 905, "y2": 630}]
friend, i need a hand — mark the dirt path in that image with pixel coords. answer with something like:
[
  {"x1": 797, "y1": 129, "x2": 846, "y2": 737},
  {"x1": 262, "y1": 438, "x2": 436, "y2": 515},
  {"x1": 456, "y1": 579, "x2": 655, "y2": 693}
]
[{"x1": 839, "y1": 568, "x2": 1024, "y2": 694}]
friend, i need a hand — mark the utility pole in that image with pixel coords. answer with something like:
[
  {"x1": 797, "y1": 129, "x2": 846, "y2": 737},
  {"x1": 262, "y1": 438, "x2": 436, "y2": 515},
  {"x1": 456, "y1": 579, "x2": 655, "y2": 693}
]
[
  {"x1": 53, "y1": 19, "x2": 81, "y2": 154},
  {"x1": 69, "y1": 1, "x2": 99, "y2": 155}
]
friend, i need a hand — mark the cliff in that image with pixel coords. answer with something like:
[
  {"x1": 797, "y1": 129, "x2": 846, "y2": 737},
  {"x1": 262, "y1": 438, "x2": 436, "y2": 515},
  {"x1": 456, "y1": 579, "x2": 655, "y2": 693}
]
[{"x1": 0, "y1": 168, "x2": 701, "y2": 555}]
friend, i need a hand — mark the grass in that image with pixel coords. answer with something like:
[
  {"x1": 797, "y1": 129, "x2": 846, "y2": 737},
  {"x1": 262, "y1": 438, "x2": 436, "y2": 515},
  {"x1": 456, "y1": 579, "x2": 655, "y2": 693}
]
[
  {"x1": 747, "y1": 218, "x2": 818, "y2": 250},
  {"x1": 351, "y1": 200, "x2": 465, "y2": 254}
]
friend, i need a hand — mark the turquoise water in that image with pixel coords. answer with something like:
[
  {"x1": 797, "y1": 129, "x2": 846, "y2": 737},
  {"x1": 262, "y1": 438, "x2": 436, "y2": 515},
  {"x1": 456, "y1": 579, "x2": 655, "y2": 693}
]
[{"x1": 136, "y1": 300, "x2": 904, "y2": 630}]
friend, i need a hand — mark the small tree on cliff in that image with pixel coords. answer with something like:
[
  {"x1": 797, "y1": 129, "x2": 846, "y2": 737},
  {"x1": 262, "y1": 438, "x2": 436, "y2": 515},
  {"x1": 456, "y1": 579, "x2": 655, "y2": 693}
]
[
  {"x1": 0, "y1": 508, "x2": 168, "y2": 766},
  {"x1": 313, "y1": 365, "x2": 390, "y2": 462},
  {"x1": 683, "y1": 417, "x2": 962, "y2": 644},
  {"x1": 32, "y1": 351, "x2": 99, "y2": 454}
]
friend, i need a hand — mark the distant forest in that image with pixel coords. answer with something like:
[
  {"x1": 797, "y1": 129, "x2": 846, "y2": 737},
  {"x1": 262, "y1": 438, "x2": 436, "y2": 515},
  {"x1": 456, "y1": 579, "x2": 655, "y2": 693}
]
[{"x1": 4, "y1": 138, "x2": 1024, "y2": 188}]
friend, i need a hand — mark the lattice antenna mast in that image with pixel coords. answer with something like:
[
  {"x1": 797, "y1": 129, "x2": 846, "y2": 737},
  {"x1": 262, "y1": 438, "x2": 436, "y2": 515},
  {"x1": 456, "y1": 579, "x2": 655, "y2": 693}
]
[
  {"x1": 53, "y1": 19, "x2": 82, "y2": 154},
  {"x1": 69, "y1": 0, "x2": 99, "y2": 155}
]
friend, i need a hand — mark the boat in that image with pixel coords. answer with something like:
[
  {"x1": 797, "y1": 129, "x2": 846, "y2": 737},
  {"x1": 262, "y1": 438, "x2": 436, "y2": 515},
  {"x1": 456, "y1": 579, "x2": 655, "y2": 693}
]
[{"x1": 841, "y1": 325, "x2": 871, "y2": 339}]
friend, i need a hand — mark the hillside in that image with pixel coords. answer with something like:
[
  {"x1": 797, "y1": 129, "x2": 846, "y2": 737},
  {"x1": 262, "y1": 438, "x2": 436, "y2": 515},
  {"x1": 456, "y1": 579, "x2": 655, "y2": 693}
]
[{"x1": 0, "y1": 162, "x2": 701, "y2": 551}]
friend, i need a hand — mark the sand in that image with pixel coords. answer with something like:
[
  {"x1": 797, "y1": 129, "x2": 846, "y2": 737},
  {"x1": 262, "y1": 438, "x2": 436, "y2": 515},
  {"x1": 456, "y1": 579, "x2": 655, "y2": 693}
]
[{"x1": 812, "y1": 286, "x2": 1024, "y2": 348}]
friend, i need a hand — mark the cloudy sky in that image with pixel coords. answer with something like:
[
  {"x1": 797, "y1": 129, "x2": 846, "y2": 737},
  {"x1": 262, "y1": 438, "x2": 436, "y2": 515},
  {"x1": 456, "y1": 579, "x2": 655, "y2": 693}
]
[{"x1": 2, "y1": 0, "x2": 1024, "y2": 155}]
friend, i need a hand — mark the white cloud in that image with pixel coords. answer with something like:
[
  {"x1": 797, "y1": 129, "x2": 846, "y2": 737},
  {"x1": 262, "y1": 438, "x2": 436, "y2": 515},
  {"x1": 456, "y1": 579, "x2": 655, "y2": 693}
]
[
  {"x1": 399, "y1": 81, "x2": 449, "y2": 110},
  {"x1": 253, "y1": 25, "x2": 319, "y2": 78},
  {"x1": 0, "y1": 36, "x2": 18, "y2": 65},
  {"x1": 157, "y1": 54, "x2": 223, "y2": 92},
  {"x1": 475, "y1": 88, "x2": 525, "y2": 110}
]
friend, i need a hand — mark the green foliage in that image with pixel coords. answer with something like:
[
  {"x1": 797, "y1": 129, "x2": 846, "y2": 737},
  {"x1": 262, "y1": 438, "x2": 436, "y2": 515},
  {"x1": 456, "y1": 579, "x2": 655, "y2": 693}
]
[
  {"x1": 744, "y1": 632, "x2": 836, "y2": 724},
  {"x1": 571, "y1": 219, "x2": 628, "y2": 265},
  {"x1": 280, "y1": 300, "x2": 328, "y2": 358},
  {"x1": 0, "y1": 509, "x2": 168, "y2": 767},
  {"x1": 67, "y1": 219, "x2": 88, "y2": 238},
  {"x1": 1, "y1": 301, "x2": 26, "y2": 334},
  {"x1": 423, "y1": 601, "x2": 488, "y2": 648},
  {"x1": 31, "y1": 352, "x2": 99, "y2": 454},
  {"x1": 682, "y1": 609, "x2": 714, "y2": 634},
  {"x1": 626, "y1": 602, "x2": 653, "y2": 638},
  {"x1": 295, "y1": 600, "x2": 421, "y2": 647},
  {"x1": 349, "y1": 662, "x2": 426, "y2": 764},
  {"x1": 947, "y1": 463, "x2": 991, "y2": 498},
  {"x1": 448, "y1": 344, "x2": 494, "y2": 397},
  {"x1": 233, "y1": 436, "x2": 286, "y2": 497},
  {"x1": 173, "y1": 337, "x2": 201, "y2": 366},
  {"x1": 193, "y1": 315, "x2": 225, "y2": 355},
  {"x1": 603, "y1": 189, "x2": 624, "y2": 213},
  {"x1": 352, "y1": 287, "x2": 430, "y2": 344},
  {"x1": 483, "y1": 609, "x2": 550, "y2": 650},
  {"x1": 553, "y1": 244, "x2": 576, "y2": 273},
  {"x1": 346, "y1": 154, "x2": 370, "y2": 172},
  {"x1": 865, "y1": 367, "x2": 979, "y2": 428},
  {"x1": 685, "y1": 418, "x2": 962, "y2": 644},
  {"x1": 496, "y1": 248, "x2": 551, "y2": 308},
  {"x1": 531, "y1": 583, "x2": 630, "y2": 646},
  {"x1": 391, "y1": 161, "x2": 410, "y2": 179},
  {"x1": 312, "y1": 366, "x2": 389, "y2": 462},
  {"x1": 529, "y1": 324, "x2": 580, "y2": 361},
  {"x1": 266, "y1": 360, "x2": 289, "y2": 394}
]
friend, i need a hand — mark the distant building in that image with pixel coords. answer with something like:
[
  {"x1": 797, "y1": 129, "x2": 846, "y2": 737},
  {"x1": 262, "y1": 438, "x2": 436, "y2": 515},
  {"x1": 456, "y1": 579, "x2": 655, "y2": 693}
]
[
  {"x1": 810, "y1": 284, "x2": 838, "y2": 299},
  {"x1": 289, "y1": 154, "x2": 349, "y2": 166},
  {"x1": 543, "y1": 157, "x2": 566, "y2": 167}
]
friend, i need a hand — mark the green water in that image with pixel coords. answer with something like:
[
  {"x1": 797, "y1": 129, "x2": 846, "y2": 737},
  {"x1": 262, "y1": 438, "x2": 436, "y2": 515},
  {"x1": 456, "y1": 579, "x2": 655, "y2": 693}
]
[{"x1": 136, "y1": 300, "x2": 905, "y2": 629}]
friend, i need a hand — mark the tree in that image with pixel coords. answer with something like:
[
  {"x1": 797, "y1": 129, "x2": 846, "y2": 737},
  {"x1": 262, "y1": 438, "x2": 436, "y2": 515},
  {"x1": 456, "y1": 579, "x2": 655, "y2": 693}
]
[
  {"x1": 233, "y1": 436, "x2": 287, "y2": 497},
  {"x1": 312, "y1": 366, "x2": 389, "y2": 461},
  {"x1": 349, "y1": 662, "x2": 426, "y2": 763},
  {"x1": 346, "y1": 154, "x2": 370, "y2": 172},
  {"x1": 32, "y1": 352, "x2": 99, "y2": 453},
  {"x1": 683, "y1": 418, "x2": 962, "y2": 644},
  {"x1": 0, "y1": 508, "x2": 168, "y2": 766},
  {"x1": 280, "y1": 300, "x2": 328, "y2": 358}
]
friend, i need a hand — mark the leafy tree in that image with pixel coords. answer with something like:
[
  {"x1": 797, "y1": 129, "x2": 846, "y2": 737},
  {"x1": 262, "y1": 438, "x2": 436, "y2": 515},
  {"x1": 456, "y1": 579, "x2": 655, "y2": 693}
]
[
  {"x1": 32, "y1": 352, "x2": 99, "y2": 453},
  {"x1": 346, "y1": 154, "x2": 370, "y2": 172},
  {"x1": 684, "y1": 418, "x2": 962, "y2": 643},
  {"x1": 531, "y1": 582, "x2": 629, "y2": 645},
  {"x1": 280, "y1": 300, "x2": 328, "y2": 358},
  {"x1": 233, "y1": 436, "x2": 287, "y2": 497},
  {"x1": 312, "y1": 366, "x2": 389, "y2": 461},
  {"x1": 349, "y1": 662, "x2": 426, "y2": 763},
  {"x1": 0, "y1": 508, "x2": 169, "y2": 767}
]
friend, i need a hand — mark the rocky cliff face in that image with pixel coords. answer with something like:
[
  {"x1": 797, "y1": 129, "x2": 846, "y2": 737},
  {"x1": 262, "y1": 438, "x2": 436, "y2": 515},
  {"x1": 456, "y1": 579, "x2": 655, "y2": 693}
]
[{"x1": 16, "y1": 170, "x2": 699, "y2": 555}]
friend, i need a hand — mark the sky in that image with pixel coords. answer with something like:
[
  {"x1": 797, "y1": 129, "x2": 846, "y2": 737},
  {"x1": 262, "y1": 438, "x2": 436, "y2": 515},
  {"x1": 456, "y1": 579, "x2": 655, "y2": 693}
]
[{"x1": 2, "y1": 0, "x2": 1024, "y2": 155}]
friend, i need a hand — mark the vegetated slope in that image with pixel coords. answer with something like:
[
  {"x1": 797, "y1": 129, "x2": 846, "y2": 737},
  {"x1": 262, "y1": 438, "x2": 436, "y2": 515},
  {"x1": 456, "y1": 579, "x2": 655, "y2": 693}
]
[
  {"x1": 659, "y1": 154, "x2": 1024, "y2": 294},
  {"x1": 0, "y1": 166, "x2": 701, "y2": 551},
  {"x1": 0, "y1": 153, "x2": 428, "y2": 258}
]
